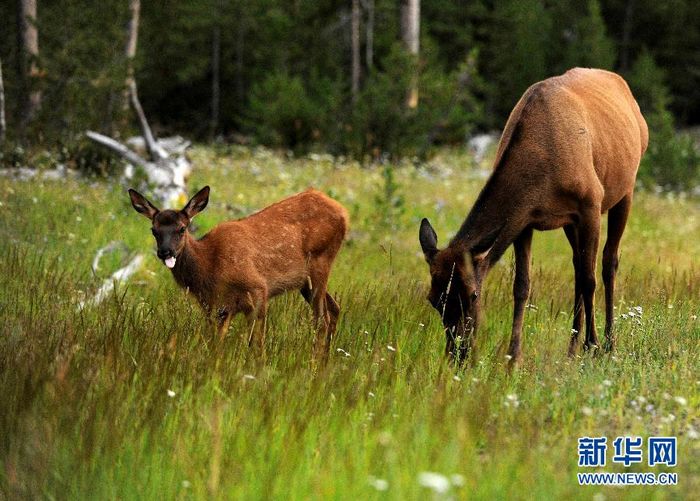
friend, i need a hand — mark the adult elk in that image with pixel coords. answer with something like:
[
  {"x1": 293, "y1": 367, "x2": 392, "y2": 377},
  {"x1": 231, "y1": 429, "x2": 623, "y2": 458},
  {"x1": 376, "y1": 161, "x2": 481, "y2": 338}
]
[
  {"x1": 129, "y1": 186, "x2": 348, "y2": 358},
  {"x1": 419, "y1": 68, "x2": 648, "y2": 367}
]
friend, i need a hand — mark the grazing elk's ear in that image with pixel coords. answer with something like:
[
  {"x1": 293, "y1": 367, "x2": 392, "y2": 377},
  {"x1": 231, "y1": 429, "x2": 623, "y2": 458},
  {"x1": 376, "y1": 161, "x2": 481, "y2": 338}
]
[
  {"x1": 182, "y1": 185, "x2": 210, "y2": 219},
  {"x1": 128, "y1": 189, "x2": 159, "y2": 220},
  {"x1": 419, "y1": 218, "x2": 439, "y2": 263}
]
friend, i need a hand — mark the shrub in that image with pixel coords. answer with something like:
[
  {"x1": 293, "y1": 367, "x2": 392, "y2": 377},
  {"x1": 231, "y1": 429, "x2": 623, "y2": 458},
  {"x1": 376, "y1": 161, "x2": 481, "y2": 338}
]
[
  {"x1": 639, "y1": 103, "x2": 700, "y2": 191},
  {"x1": 627, "y1": 50, "x2": 700, "y2": 191},
  {"x1": 245, "y1": 72, "x2": 337, "y2": 152}
]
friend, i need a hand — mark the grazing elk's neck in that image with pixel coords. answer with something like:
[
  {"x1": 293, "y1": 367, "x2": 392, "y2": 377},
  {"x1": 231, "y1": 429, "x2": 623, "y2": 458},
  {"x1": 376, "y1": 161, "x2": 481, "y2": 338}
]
[{"x1": 450, "y1": 170, "x2": 523, "y2": 264}]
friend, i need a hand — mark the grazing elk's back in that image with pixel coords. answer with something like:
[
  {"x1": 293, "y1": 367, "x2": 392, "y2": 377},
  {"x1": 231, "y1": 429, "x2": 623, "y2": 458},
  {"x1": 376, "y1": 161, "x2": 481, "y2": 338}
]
[
  {"x1": 488, "y1": 68, "x2": 648, "y2": 219},
  {"x1": 419, "y1": 68, "x2": 648, "y2": 366}
]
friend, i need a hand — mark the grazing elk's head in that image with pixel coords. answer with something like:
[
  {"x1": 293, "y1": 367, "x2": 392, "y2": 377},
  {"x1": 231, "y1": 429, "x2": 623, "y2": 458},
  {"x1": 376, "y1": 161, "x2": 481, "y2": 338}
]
[
  {"x1": 419, "y1": 218, "x2": 488, "y2": 362},
  {"x1": 129, "y1": 186, "x2": 210, "y2": 268}
]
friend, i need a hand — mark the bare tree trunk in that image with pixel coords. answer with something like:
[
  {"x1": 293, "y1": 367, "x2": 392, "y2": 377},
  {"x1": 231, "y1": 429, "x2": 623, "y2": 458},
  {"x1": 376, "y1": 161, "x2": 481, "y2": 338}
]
[
  {"x1": 351, "y1": 0, "x2": 361, "y2": 103},
  {"x1": 122, "y1": 0, "x2": 140, "y2": 114},
  {"x1": 0, "y1": 58, "x2": 6, "y2": 144},
  {"x1": 17, "y1": 0, "x2": 41, "y2": 133},
  {"x1": 365, "y1": 0, "x2": 374, "y2": 70},
  {"x1": 210, "y1": 22, "x2": 221, "y2": 137},
  {"x1": 401, "y1": 0, "x2": 420, "y2": 108},
  {"x1": 128, "y1": 80, "x2": 167, "y2": 160},
  {"x1": 619, "y1": 0, "x2": 635, "y2": 72}
]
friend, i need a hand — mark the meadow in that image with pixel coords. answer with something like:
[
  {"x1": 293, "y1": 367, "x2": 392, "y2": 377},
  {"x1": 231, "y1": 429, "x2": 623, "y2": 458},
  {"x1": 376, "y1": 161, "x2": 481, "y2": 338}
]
[{"x1": 1, "y1": 146, "x2": 698, "y2": 499}]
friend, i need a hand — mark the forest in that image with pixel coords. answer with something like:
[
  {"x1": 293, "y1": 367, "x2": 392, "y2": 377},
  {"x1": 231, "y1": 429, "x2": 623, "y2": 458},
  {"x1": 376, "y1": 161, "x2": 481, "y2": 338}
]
[{"x1": 1, "y1": 0, "x2": 699, "y2": 188}]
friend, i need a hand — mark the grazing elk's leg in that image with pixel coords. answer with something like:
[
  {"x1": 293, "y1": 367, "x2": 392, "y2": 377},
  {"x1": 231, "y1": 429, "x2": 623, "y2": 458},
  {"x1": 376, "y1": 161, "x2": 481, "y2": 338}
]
[
  {"x1": 564, "y1": 224, "x2": 584, "y2": 356},
  {"x1": 508, "y1": 227, "x2": 533, "y2": 368},
  {"x1": 602, "y1": 194, "x2": 632, "y2": 352},
  {"x1": 577, "y1": 207, "x2": 602, "y2": 351}
]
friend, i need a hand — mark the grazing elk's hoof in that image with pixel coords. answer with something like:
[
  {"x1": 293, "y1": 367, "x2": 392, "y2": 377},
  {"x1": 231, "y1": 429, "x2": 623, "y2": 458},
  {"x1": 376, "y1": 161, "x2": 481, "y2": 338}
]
[
  {"x1": 603, "y1": 338, "x2": 616, "y2": 353},
  {"x1": 583, "y1": 342, "x2": 600, "y2": 355},
  {"x1": 506, "y1": 354, "x2": 523, "y2": 372}
]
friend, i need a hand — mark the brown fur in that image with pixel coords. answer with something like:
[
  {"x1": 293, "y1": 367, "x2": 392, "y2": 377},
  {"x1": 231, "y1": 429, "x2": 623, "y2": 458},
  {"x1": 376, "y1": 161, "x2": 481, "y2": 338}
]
[
  {"x1": 420, "y1": 68, "x2": 648, "y2": 367},
  {"x1": 129, "y1": 187, "x2": 348, "y2": 358}
]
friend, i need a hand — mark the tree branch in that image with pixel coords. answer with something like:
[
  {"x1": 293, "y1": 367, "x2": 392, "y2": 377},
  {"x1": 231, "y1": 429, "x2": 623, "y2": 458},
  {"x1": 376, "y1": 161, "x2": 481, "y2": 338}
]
[
  {"x1": 86, "y1": 130, "x2": 147, "y2": 168},
  {"x1": 128, "y1": 80, "x2": 167, "y2": 161}
]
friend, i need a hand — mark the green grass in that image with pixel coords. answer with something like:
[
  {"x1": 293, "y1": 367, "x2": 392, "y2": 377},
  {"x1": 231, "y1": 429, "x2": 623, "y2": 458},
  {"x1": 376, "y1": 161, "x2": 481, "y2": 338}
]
[{"x1": 1, "y1": 146, "x2": 698, "y2": 499}]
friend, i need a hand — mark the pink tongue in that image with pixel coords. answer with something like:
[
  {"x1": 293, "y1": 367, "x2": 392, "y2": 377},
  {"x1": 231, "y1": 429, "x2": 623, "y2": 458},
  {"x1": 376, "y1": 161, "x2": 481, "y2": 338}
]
[{"x1": 165, "y1": 257, "x2": 176, "y2": 269}]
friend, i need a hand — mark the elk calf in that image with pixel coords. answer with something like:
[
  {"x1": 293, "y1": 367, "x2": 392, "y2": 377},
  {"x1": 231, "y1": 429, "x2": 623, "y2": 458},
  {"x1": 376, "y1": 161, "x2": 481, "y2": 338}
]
[
  {"x1": 419, "y1": 68, "x2": 648, "y2": 367},
  {"x1": 129, "y1": 186, "x2": 348, "y2": 357}
]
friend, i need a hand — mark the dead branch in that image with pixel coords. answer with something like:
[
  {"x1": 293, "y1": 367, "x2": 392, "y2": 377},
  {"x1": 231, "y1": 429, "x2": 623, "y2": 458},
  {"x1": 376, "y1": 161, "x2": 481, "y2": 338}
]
[{"x1": 86, "y1": 130, "x2": 148, "y2": 169}]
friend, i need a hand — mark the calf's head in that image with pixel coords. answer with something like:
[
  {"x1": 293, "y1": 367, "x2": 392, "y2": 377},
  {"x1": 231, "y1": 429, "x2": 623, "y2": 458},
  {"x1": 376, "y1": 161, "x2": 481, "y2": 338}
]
[
  {"x1": 419, "y1": 218, "x2": 486, "y2": 362},
  {"x1": 128, "y1": 186, "x2": 210, "y2": 268}
]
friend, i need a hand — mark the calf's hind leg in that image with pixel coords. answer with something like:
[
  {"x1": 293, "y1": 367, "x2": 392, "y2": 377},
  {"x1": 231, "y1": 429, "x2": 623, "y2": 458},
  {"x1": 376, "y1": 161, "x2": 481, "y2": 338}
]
[
  {"x1": 300, "y1": 258, "x2": 336, "y2": 359},
  {"x1": 602, "y1": 194, "x2": 632, "y2": 352},
  {"x1": 244, "y1": 287, "x2": 268, "y2": 356}
]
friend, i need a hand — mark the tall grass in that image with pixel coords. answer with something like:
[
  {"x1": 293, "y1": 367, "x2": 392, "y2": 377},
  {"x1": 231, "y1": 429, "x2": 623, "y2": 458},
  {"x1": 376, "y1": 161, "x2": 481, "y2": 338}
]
[{"x1": 1, "y1": 147, "x2": 698, "y2": 499}]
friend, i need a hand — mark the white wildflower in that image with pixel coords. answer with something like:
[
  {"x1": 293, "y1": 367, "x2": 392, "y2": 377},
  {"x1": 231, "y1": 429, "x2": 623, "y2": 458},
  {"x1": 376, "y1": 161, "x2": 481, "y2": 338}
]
[
  {"x1": 418, "y1": 472, "x2": 451, "y2": 494},
  {"x1": 674, "y1": 396, "x2": 687, "y2": 406},
  {"x1": 243, "y1": 374, "x2": 256, "y2": 380},
  {"x1": 582, "y1": 406, "x2": 593, "y2": 416},
  {"x1": 504, "y1": 393, "x2": 520, "y2": 408},
  {"x1": 387, "y1": 345, "x2": 396, "y2": 352},
  {"x1": 167, "y1": 389, "x2": 176, "y2": 398},
  {"x1": 368, "y1": 476, "x2": 389, "y2": 491}
]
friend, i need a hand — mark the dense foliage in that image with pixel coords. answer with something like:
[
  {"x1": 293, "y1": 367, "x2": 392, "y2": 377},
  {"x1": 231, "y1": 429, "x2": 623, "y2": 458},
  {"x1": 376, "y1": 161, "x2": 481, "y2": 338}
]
[{"x1": 0, "y1": 0, "x2": 698, "y2": 185}]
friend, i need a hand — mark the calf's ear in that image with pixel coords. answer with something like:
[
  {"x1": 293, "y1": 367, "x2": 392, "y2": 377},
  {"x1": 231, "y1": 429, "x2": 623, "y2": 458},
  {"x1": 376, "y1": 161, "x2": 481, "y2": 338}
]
[
  {"x1": 182, "y1": 186, "x2": 210, "y2": 219},
  {"x1": 128, "y1": 189, "x2": 159, "y2": 220},
  {"x1": 419, "y1": 218, "x2": 439, "y2": 264}
]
